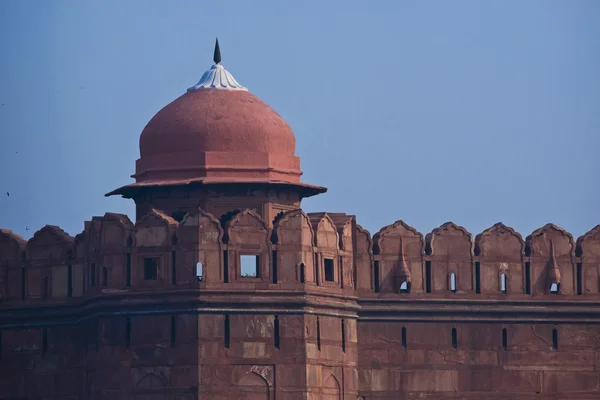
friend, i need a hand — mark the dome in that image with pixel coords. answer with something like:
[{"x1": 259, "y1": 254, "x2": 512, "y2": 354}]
[
  {"x1": 107, "y1": 39, "x2": 326, "y2": 199},
  {"x1": 139, "y1": 89, "x2": 297, "y2": 161}
]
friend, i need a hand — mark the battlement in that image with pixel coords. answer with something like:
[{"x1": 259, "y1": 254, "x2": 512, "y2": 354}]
[{"x1": 1, "y1": 208, "x2": 599, "y2": 307}]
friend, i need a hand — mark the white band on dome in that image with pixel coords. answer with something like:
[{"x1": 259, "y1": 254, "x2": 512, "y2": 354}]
[{"x1": 188, "y1": 64, "x2": 248, "y2": 92}]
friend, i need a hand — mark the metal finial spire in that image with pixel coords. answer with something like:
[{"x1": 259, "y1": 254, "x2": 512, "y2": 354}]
[{"x1": 213, "y1": 38, "x2": 221, "y2": 65}]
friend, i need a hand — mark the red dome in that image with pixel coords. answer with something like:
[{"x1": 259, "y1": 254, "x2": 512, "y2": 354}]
[
  {"x1": 134, "y1": 89, "x2": 303, "y2": 184},
  {"x1": 140, "y1": 90, "x2": 296, "y2": 157}
]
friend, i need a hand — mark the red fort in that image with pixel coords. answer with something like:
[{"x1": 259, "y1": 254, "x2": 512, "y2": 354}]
[{"x1": 1, "y1": 40, "x2": 599, "y2": 399}]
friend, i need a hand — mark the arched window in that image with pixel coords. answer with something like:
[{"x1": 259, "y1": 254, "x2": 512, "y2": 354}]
[
  {"x1": 500, "y1": 273, "x2": 507, "y2": 294},
  {"x1": 299, "y1": 263, "x2": 305, "y2": 283},
  {"x1": 449, "y1": 272, "x2": 456, "y2": 292},
  {"x1": 399, "y1": 281, "x2": 411, "y2": 293},
  {"x1": 550, "y1": 283, "x2": 560, "y2": 294}
]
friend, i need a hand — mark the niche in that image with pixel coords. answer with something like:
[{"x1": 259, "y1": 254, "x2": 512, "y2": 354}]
[
  {"x1": 550, "y1": 283, "x2": 560, "y2": 294},
  {"x1": 143, "y1": 258, "x2": 158, "y2": 280},
  {"x1": 324, "y1": 258, "x2": 335, "y2": 282},
  {"x1": 240, "y1": 255, "x2": 260, "y2": 278}
]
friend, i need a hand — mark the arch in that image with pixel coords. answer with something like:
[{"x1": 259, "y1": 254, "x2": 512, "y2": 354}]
[
  {"x1": 298, "y1": 262, "x2": 306, "y2": 283},
  {"x1": 426, "y1": 222, "x2": 474, "y2": 256},
  {"x1": 236, "y1": 371, "x2": 270, "y2": 399},
  {"x1": 308, "y1": 213, "x2": 340, "y2": 249},
  {"x1": 136, "y1": 373, "x2": 166, "y2": 389},
  {"x1": 225, "y1": 209, "x2": 270, "y2": 245},
  {"x1": 550, "y1": 282, "x2": 560, "y2": 294},
  {"x1": 475, "y1": 222, "x2": 525, "y2": 258},
  {"x1": 271, "y1": 209, "x2": 314, "y2": 245},
  {"x1": 373, "y1": 219, "x2": 425, "y2": 256},
  {"x1": 26, "y1": 225, "x2": 73, "y2": 261},
  {"x1": 449, "y1": 272, "x2": 456, "y2": 292},
  {"x1": 135, "y1": 209, "x2": 179, "y2": 248},
  {"x1": 525, "y1": 223, "x2": 576, "y2": 258},
  {"x1": 323, "y1": 373, "x2": 341, "y2": 400},
  {"x1": 0, "y1": 229, "x2": 26, "y2": 262},
  {"x1": 576, "y1": 224, "x2": 600, "y2": 258},
  {"x1": 100, "y1": 213, "x2": 134, "y2": 249},
  {"x1": 500, "y1": 273, "x2": 507, "y2": 294},
  {"x1": 399, "y1": 281, "x2": 410, "y2": 292}
]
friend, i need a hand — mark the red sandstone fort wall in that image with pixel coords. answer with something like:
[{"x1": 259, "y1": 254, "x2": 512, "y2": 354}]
[{"x1": 0, "y1": 209, "x2": 599, "y2": 399}]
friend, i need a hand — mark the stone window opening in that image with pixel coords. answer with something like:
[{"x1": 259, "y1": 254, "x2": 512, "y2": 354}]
[
  {"x1": 373, "y1": 261, "x2": 380, "y2": 292},
  {"x1": 316, "y1": 317, "x2": 321, "y2": 351},
  {"x1": 500, "y1": 273, "x2": 507, "y2": 294},
  {"x1": 196, "y1": 262, "x2": 203, "y2": 282},
  {"x1": 224, "y1": 314, "x2": 231, "y2": 348},
  {"x1": 170, "y1": 315, "x2": 176, "y2": 348},
  {"x1": 274, "y1": 315, "x2": 280, "y2": 349},
  {"x1": 401, "y1": 327, "x2": 407, "y2": 349},
  {"x1": 43, "y1": 277, "x2": 50, "y2": 298},
  {"x1": 143, "y1": 258, "x2": 158, "y2": 280},
  {"x1": 399, "y1": 281, "x2": 411, "y2": 293},
  {"x1": 341, "y1": 319, "x2": 346, "y2": 353},
  {"x1": 299, "y1": 263, "x2": 305, "y2": 283},
  {"x1": 425, "y1": 261, "x2": 432, "y2": 293},
  {"x1": 552, "y1": 328, "x2": 558, "y2": 350},
  {"x1": 240, "y1": 254, "x2": 260, "y2": 278},
  {"x1": 449, "y1": 272, "x2": 457, "y2": 293},
  {"x1": 576, "y1": 263, "x2": 583, "y2": 295},
  {"x1": 324, "y1": 258, "x2": 335, "y2": 282},
  {"x1": 475, "y1": 262, "x2": 481, "y2": 294},
  {"x1": 550, "y1": 282, "x2": 560, "y2": 294},
  {"x1": 125, "y1": 317, "x2": 131, "y2": 348},
  {"x1": 451, "y1": 327, "x2": 458, "y2": 349},
  {"x1": 90, "y1": 263, "x2": 96, "y2": 286},
  {"x1": 502, "y1": 328, "x2": 508, "y2": 350},
  {"x1": 272, "y1": 251, "x2": 278, "y2": 284},
  {"x1": 102, "y1": 267, "x2": 108, "y2": 287}
]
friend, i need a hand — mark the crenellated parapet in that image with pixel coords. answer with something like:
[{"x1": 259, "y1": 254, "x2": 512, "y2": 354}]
[
  {"x1": 474, "y1": 223, "x2": 525, "y2": 295},
  {"x1": 576, "y1": 225, "x2": 600, "y2": 295},
  {"x1": 2, "y1": 211, "x2": 600, "y2": 307},
  {"x1": 372, "y1": 220, "x2": 425, "y2": 294}
]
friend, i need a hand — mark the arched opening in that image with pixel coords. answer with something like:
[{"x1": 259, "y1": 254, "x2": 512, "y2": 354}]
[
  {"x1": 500, "y1": 273, "x2": 507, "y2": 294},
  {"x1": 171, "y1": 210, "x2": 186, "y2": 223},
  {"x1": 399, "y1": 281, "x2": 411, "y2": 293},
  {"x1": 550, "y1": 282, "x2": 560, "y2": 294},
  {"x1": 299, "y1": 263, "x2": 305, "y2": 283},
  {"x1": 236, "y1": 372, "x2": 270, "y2": 400},
  {"x1": 323, "y1": 374, "x2": 341, "y2": 400},
  {"x1": 449, "y1": 272, "x2": 456, "y2": 292}
]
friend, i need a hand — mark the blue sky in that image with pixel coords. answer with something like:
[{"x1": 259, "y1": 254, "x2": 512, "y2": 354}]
[{"x1": 0, "y1": 0, "x2": 598, "y2": 241}]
